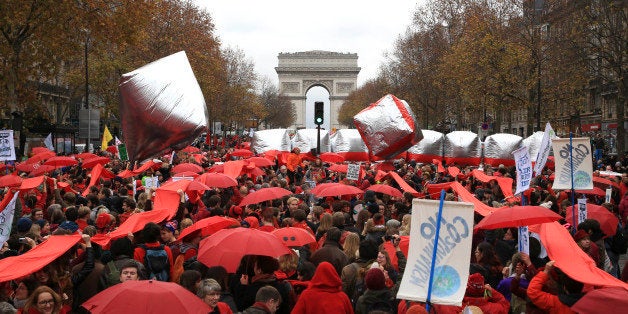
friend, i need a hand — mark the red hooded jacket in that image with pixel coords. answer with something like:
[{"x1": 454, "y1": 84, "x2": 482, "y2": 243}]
[{"x1": 291, "y1": 262, "x2": 354, "y2": 314}]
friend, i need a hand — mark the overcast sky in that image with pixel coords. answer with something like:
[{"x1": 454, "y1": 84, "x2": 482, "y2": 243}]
[{"x1": 195, "y1": 0, "x2": 423, "y2": 88}]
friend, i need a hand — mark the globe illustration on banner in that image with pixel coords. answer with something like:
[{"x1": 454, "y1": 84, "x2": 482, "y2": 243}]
[
  {"x1": 431, "y1": 265, "x2": 460, "y2": 297},
  {"x1": 573, "y1": 170, "x2": 591, "y2": 189}
]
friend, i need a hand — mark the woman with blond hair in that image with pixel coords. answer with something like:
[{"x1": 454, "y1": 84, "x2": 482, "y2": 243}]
[
  {"x1": 315, "y1": 213, "x2": 333, "y2": 241},
  {"x1": 399, "y1": 214, "x2": 411, "y2": 236},
  {"x1": 20, "y1": 286, "x2": 68, "y2": 314},
  {"x1": 343, "y1": 232, "x2": 360, "y2": 263}
]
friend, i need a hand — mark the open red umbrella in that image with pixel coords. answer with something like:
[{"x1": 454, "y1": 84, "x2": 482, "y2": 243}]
[
  {"x1": 31, "y1": 147, "x2": 52, "y2": 155},
  {"x1": 29, "y1": 164, "x2": 56, "y2": 176},
  {"x1": 197, "y1": 227, "x2": 292, "y2": 273},
  {"x1": 25, "y1": 151, "x2": 56, "y2": 164},
  {"x1": 180, "y1": 145, "x2": 200, "y2": 153},
  {"x1": 158, "y1": 179, "x2": 211, "y2": 193},
  {"x1": 172, "y1": 162, "x2": 203, "y2": 174},
  {"x1": 310, "y1": 182, "x2": 343, "y2": 195},
  {"x1": 367, "y1": 184, "x2": 403, "y2": 198},
  {"x1": 474, "y1": 206, "x2": 562, "y2": 230},
  {"x1": 319, "y1": 152, "x2": 345, "y2": 163},
  {"x1": 43, "y1": 156, "x2": 77, "y2": 168},
  {"x1": 244, "y1": 157, "x2": 274, "y2": 167},
  {"x1": 169, "y1": 171, "x2": 199, "y2": 179},
  {"x1": 313, "y1": 184, "x2": 364, "y2": 198},
  {"x1": 272, "y1": 227, "x2": 317, "y2": 247},
  {"x1": 327, "y1": 164, "x2": 348, "y2": 173},
  {"x1": 565, "y1": 203, "x2": 618, "y2": 238},
  {"x1": 178, "y1": 216, "x2": 240, "y2": 241},
  {"x1": 195, "y1": 172, "x2": 238, "y2": 188},
  {"x1": 572, "y1": 187, "x2": 606, "y2": 197},
  {"x1": 82, "y1": 156, "x2": 110, "y2": 169},
  {"x1": 0, "y1": 174, "x2": 23, "y2": 187},
  {"x1": 82, "y1": 280, "x2": 210, "y2": 314},
  {"x1": 571, "y1": 287, "x2": 628, "y2": 313},
  {"x1": 239, "y1": 187, "x2": 292, "y2": 206},
  {"x1": 19, "y1": 176, "x2": 45, "y2": 191},
  {"x1": 231, "y1": 149, "x2": 254, "y2": 158},
  {"x1": 75, "y1": 152, "x2": 98, "y2": 160},
  {"x1": 15, "y1": 163, "x2": 38, "y2": 173}
]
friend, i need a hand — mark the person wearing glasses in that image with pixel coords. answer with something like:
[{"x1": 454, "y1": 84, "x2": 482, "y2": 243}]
[{"x1": 19, "y1": 285, "x2": 68, "y2": 314}]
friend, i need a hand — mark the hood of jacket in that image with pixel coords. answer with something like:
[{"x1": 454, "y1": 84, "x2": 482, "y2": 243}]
[{"x1": 309, "y1": 261, "x2": 342, "y2": 292}]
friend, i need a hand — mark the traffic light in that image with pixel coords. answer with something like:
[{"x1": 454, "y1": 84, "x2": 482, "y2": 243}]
[{"x1": 314, "y1": 102, "x2": 324, "y2": 125}]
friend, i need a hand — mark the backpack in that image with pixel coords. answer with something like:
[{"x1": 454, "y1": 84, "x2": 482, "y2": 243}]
[
  {"x1": 103, "y1": 260, "x2": 120, "y2": 287},
  {"x1": 350, "y1": 263, "x2": 369, "y2": 307},
  {"x1": 140, "y1": 244, "x2": 169, "y2": 281},
  {"x1": 610, "y1": 224, "x2": 628, "y2": 255},
  {"x1": 367, "y1": 300, "x2": 394, "y2": 313}
]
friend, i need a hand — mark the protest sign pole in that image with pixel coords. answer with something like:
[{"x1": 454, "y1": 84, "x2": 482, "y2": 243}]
[
  {"x1": 425, "y1": 189, "x2": 446, "y2": 312},
  {"x1": 569, "y1": 133, "x2": 577, "y2": 234}
]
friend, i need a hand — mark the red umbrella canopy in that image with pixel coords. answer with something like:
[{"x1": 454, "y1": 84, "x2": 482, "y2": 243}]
[
  {"x1": 474, "y1": 206, "x2": 562, "y2": 230},
  {"x1": 158, "y1": 179, "x2": 211, "y2": 192},
  {"x1": 0, "y1": 174, "x2": 23, "y2": 187},
  {"x1": 82, "y1": 156, "x2": 110, "y2": 169},
  {"x1": 313, "y1": 184, "x2": 364, "y2": 198},
  {"x1": 24, "y1": 151, "x2": 56, "y2": 164},
  {"x1": 29, "y1": 164, "x2": 56, "y2": 176},
  {"x1": 239, "y1": 187, "x2": 293, "y2": 206},
  {"x1": 244, "y1": 157, "x2": 274, "y2": 167},
  {"x1": 571, "y1": 287, "x2": 628, "y2": 313},
  {"x1": 43, "y1": 156, "x2": 77, "y2": 168},
  {"x1": 172, "y1": 162, "x2": 203, "y2": 174},
  {"x1": 197, "y1": 227, "x2": 292, "y2": 273},
  {"x1": 195, "y1": 173, "x2": 238, "y2": 188},
  {"x1": 180, "y1": 146, "x2": 200, "y2": 153},
  {"x1": 19, "y1": 176, "x2": 45, "y2": 191},
  {"x1": 75, "y1": 152, "x2": 98, "y2": 160},
  {"x1": 82, "y1": 280, "x2": 210, "y2": 314},
  {"x1": 327, "y1": 164, "x2": 348, "y2": 173},
  {"x1": 366, "y1": 184, "x2": 403, "y2": 198},
  {"x1": 272, "y1": 227, "x2": 317, "y2": 247},
  {"x1": 310, "y1": 182, "x2": 343, "y2": 195},
  {"x1": 231, "y1": 149, "x2": 254, "y2": 158},
  {"x1": 319, "y1": 152, "x2": 345, "y2": 163},
  {"x1": 178, "y1": 216, "x2": 240, "y2": 241},
  {"x1": 565, "y1": 203, "x2": 618, "y2": 238},
  {"x1": 15, "y1": 163, "x2": 38, "y2": 173},
  {"x1": 169, "y1": 171, "x2": 199, "y2": 179},
  {"x1": 31, "y1": 147, "x2": 52, "y2": 155},
  {"x1": 572, "y1": 187, "x2": 607, "y2": 197}
]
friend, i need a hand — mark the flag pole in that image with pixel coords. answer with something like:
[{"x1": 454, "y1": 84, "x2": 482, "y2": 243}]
[
  {"x1": 569, "y1": 132, "x2": 576, "y2": 234},
  {"x1": 426, "y1": 189, "x2": 446, "y2": 312}
]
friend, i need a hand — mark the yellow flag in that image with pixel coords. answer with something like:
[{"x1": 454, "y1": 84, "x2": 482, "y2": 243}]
[{"x1": 102, "y1": 126, "x2": 113, "y2": 150}]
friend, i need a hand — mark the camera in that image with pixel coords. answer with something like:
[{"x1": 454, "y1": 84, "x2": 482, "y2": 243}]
[
  {"x1": 384, "y1": 235, "x2": 393, "y2": 241},
  {"x1": 18, "y1": 237, "x2": 28, "y2": 244}
]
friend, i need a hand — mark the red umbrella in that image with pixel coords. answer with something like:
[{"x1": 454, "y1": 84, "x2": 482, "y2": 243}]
[
  {"x1": 31, "y1": 147, "x2": 52, "y2": 155},
  {"x1": 15, "y1": 163, "x2": 38, "y2": 173},
  {"x1": 82, "y1": 280, "x2": 210, "y2": 314},
  {"x1": 24, "y1": 151, "x2": 56, "y2": 164},
  {"x1": 313, "y1": 184, "x2": 364, "y2": 198},
  {"x1": 19, "y1": 176, "x2": 45, "y2": 191},
  {"x1": 244, "y1": 157, "x2": 274, "y2": 167},
  {"x1": 572, "y1": 187, "x2": 606, "y2": 197},
  {"x1": 565, "y1": 203, "x2": 618, "y2": 238},
  {"x1": 231, "y1": 149, "x2": 254, "y2": 158},
  {"x1": 172, "y1": 162, "x2": 203, "y2": 174},
  {"x1": 310, "y1": 182, "x2": 343, "y2": 195},
  {"x1": 195, "y1": 173, "x2": 238, "y2": 188},
  {"x1": 328, "y1": 164, "x2": 348, "y2": 173},
  {"x1": 272, "y1": 227, "x2": 317, "y2": 247},
  {"x1": 29, "y1": 164, "x2": 56, "y2": 176},
  {"x1": 0, "y1": 174, "x2": 23, "y2": 187},
  {"x1": 319, "y1": 152, "x2": 345, "y2": 163},
  {"x1": 158, "y1": 179, "x2": 211, "y2": 193},
  {"x1": 82, "y1": 156, "x2": 110, "y2": 169},
  {"x1": 474, "y1": 206, "x2": 562, "y2": 230},
  {"x1": 180, "y1": 146, "x2": 200, "y2": 153},
  {"x1": 239, "y1": 187, "x2": 293, "y2": 206},
  {"x1": 170, "y1": 171, "x2": 199, "y2": 179},
  {"x1": 367, "y1": 184, "x2": 403, "y2": 198},
  {"x1": 178, "y1": 216, "x2": 240, "y2": 241},
  {"x1": 43, "y1": 156, "x2": 77, "y2": 168},
  {"x1": 75, "y1": 152, "x2": 98, "y2": 160},
  {"x1": 197, "y1": 227, "x2": 292, "y2": 273},
  {"x1": 571, "y1": 287, "x2": 628, "y2": 313}
]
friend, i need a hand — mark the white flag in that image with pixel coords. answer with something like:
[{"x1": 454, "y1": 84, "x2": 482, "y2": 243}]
[
  {"x1": 534, "y1": 122, "x2": 554, "y2": 176},
  {"x1": 0, "y1": 130, "x2": 16, "y2": 162},
  {"x1": 114, "y1": 136, "x2": 122, "y2": 146},
  {"x1": 0, "y1": 192, "x2": 20, "y2": 246},
  {"x1": 44, "y1": 133, "x2": 54, "y2": 151},
  {"x1": 397, "y1": 199, "x2": 475, "y2": 306},
  {"x1": 513, "y1": 146, "x2": 532, "y2": 195},
  {"x1": 551, "y1": 137, "x2": 594, "y2": 190}
]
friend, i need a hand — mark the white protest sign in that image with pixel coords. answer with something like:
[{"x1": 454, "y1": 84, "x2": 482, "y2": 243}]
[
  {"x1": 513, "y1": 146, "x2": 532, "y2": 195},
  {"x1": 0, "y1": 130, "x2": 16, "y2": 161},
  {"x1": 0, "y1": 192, "x2": 20, "y2": 246},
  {"x1": 577, "y1": 198, "x2": 587, "y2": 225},
  {"x1": 534, "y1": 122, "x2": 554, "y2": 176},
  {"x1": 346, "y1": 163, "x2": 360, "y2": 181},
  {"x1": 605, "y1": 188, "x2": 612, "y2": 204},
  {"x1": 518, "y1": 226, "x2": 529, "y2": 255},
  {"x1": 397, "y1": 199, "x2": 475, "y2": 306},
  {"x1": 551, "y1": 138, "x2": 593, "y2": 190}
]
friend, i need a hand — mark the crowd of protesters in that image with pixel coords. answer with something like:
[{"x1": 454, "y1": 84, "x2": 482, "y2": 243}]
[{"x1": 0, "y1": 136, "x2": 627, "y2": 314}]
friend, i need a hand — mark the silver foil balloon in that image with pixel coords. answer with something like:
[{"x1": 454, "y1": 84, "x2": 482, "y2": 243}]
[
  {"x1": 251, "y1": 129, "x2": 291, "y2": 154},
  {"x1": 119, "y1": 51, "x2": 208, "y2": 163},
  {"x1": 483, "y1": 133, "x2": 523, "y2": 166},
  {"x1": 406, "y1": 129, "x2": 444, "y2": 162},
  {"x1": 523, "y1": 131, "x2": 558, "y2": 158},
  {"x1": 353, "y1": 94, "x2": 423, "y2": 159},
  {"x1": 292, "y1": 129, "x2": 330, "y2": 153},
  {"x1": 444, "y1": 131, "x2": 482, "y2": 162},
  {"x1": 330, "y1": 129, "x2": 368, "y2": 154}
]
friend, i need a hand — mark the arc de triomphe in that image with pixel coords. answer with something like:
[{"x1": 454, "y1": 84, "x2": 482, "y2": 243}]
[{"x1": 275, "y1": 51, "x2": 360, "y2": 130}]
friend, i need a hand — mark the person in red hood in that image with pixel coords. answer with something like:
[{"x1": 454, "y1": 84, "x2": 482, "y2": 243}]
[{"x1": 291, "y1": 261, "x2": 354, "y2": 314}]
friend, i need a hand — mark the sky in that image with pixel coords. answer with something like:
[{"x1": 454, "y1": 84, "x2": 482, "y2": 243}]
[{"x1": 195, "y1": 0, "x2": 424, "y2": 88}]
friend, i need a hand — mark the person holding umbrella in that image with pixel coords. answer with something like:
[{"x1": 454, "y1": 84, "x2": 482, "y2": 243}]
[{"x1": 233, "y1": 256, "x2": 294, "y2": 314}]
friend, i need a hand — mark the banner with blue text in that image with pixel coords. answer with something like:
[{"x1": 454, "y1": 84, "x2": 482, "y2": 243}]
[{"x1": 551, "y1": 138, "x2": 593, "y2": 190}]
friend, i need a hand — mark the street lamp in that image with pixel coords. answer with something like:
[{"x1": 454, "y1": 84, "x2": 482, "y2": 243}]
[{"x1": 84, "y1": 30, "x2": 91, "y2": 152}]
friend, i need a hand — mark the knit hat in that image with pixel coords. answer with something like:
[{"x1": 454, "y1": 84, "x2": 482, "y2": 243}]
[
  {"x1": 16, "y1": 218, "x2": 33, "y2": 233},
  {"x1": 96, "y1": 213, "x2": 112, "y2": 229},
  {"x1": 364, "y1": 268, "x2": 386, "y2": 290},
  {"x1": 573, "y1": 230, "x2": 590, "y2": 242},
  {"x1": 466, "y1": 273, "x2": 485, "y2": 297},
  {"x1": 406, "y1": 305, "x2": 429, "y2": 314},
  {"x1": 163, "y1": 220, "x2": 178, "y2": 233},
  {"x1": 58, "y1": 221, "x2": 79, "y2": 233},
  {"x1": 243, "y1": 216, "x2": 259, "y2": 229},
  {"x1": 34, "y1": 219, "x2": 47, "y2": 229}
]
